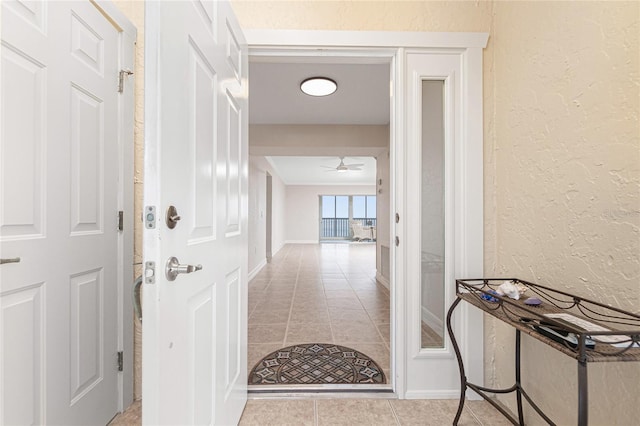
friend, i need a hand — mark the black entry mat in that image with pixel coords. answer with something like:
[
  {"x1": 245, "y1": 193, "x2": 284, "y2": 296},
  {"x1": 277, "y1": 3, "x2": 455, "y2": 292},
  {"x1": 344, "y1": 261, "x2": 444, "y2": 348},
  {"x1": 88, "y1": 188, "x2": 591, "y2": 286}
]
[{"x1": 249, "y1": 343, "x2": 386, "y2": 385}]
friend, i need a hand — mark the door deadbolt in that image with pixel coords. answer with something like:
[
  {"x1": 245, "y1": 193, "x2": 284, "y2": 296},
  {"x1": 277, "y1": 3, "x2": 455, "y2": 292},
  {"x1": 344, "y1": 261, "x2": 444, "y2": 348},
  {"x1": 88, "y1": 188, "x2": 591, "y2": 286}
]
[
  {"x1": 166, "y1": 205, "x2": 181, "y2": 229},
  {"x1": 165, "y1": 257, "x2": 203, "y2": 281}
]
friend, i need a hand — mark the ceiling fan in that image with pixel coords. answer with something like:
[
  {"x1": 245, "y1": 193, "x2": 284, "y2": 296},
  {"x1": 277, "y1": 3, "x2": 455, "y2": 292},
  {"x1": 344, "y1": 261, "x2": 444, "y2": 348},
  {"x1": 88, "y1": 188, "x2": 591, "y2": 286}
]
[{"x1": 321, "y1": 157, "x2": 364, "y2": 173}]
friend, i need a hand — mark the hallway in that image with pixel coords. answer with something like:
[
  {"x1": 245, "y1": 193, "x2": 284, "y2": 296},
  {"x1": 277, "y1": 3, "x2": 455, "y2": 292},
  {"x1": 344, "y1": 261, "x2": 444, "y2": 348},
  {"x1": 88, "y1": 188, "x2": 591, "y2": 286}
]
[{"x1": 248, "y1": 243, "x2": 391, "y2": 381}]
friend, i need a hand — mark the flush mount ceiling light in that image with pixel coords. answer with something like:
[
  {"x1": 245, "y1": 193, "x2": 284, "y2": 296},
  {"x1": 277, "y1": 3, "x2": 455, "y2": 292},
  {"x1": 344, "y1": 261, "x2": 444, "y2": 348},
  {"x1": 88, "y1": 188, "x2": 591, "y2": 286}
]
[{"x1": 300, "y1": 77, "x2": 337, "y2": 97}]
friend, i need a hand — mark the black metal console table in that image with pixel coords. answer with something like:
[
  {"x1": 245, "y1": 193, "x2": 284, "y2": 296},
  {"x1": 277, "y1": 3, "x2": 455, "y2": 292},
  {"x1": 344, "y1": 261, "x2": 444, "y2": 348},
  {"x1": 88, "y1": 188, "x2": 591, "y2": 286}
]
[{"x1": 446, "y1": 278, "x2": 640, "y2": 426}]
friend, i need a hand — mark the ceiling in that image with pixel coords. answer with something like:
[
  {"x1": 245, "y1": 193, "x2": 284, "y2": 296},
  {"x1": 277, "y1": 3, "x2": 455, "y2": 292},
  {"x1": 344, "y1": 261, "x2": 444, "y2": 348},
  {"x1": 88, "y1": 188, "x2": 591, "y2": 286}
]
[
  {"x1": 250, "y1": 58, "x2": 388, "y2": 185},
  {"x1": 249, "y1": 60, "x2": 390, "y2": 125},
  {"x1": 265, "y1": 156, "x2": 377, "y2": 186}
]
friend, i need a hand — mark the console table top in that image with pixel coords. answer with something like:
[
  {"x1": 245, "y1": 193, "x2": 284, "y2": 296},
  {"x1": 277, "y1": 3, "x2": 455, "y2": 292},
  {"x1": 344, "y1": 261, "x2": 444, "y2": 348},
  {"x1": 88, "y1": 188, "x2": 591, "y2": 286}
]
[{"x1": 457, "y1": 278, "x2": 640, "y2": 363}]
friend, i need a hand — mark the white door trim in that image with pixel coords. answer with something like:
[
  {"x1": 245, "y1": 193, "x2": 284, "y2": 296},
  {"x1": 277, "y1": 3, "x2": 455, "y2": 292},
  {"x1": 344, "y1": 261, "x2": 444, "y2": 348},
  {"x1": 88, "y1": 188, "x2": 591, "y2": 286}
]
[
  {"x1": 87, "y1": 0, "x2": 137, "y2": 412},
  {"x1": 245, "y1": 29, "x2": 488, "y2": 49},
  {"x1": 246, "y1": 30, "x2": 487, "y2": 399}
]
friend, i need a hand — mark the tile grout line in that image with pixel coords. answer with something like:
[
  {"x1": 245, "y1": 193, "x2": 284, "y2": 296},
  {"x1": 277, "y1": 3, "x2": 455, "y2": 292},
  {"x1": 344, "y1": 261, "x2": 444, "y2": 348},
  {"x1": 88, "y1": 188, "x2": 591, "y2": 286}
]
[
  {"x1": 387, "y1": 399, "x2": 401, "y2": 425},
  {"x1": 282, "y1": 246, "x2": 302, "y2": 347},
  {"x1": 314, "y1": 399, "x2": 319, "y2": 426},
  {"x1": 359, "y1": 287, "x2": 390, "y2": 349},
  {"x1": 324, "y1": 267, "x2": 338, "y2": 344},
  {"x1": 317, "y1": 249, "x2": 336, "y2": 345},
  {"x1": 466, "y1": 403, "x2": 485, "y2": 426}
]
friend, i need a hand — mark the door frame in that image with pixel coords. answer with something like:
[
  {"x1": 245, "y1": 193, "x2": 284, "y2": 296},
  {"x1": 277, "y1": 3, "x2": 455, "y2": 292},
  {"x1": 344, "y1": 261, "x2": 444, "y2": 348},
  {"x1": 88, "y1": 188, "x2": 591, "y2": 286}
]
[
  {"x1": 86, "y1": 0, "x2": 137, "y2": 412},
  {"x1": 246, "y1": 30, "x2": 488, "y2": 398}
]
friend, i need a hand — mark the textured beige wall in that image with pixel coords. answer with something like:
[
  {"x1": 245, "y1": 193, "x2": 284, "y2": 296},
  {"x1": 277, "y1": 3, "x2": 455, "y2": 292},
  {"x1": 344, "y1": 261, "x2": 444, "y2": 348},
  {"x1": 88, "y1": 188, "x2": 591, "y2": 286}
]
[
  {"x1": 111, "y1": 0, "x2": 145, "y2": 401},
  {"x1": 231, "y1": 0, "x2": 493, "y2": 31},
  {"x1": 492, "y1": 0, "x2": 639, "y2": 312},
  {"x1": 490, "y1": 2, "x2": 639, "y2": 424}
]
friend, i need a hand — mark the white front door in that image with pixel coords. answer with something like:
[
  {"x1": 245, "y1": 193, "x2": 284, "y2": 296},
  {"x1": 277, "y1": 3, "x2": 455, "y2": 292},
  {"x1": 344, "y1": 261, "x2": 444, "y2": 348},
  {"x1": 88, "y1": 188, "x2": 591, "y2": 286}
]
[
  {"x1": 0, "y1": 1, "x2": 123, "y2": 424},
  {"x1": 142, "y1": 1, "x2": 248, "y2": 424}
]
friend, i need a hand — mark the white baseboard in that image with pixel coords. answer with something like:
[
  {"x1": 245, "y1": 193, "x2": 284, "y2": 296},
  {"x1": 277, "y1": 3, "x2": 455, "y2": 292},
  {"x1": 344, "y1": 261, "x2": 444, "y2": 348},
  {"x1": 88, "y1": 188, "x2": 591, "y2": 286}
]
[
  {"x1": 404, "y1": 389, "x2": 482, "y2": 400},
  {"x1": 284, "y1": 240, "x2": 318, "y2": 244},
  {"x1": 375, "y1": 272, "x2": 390, "y2": 290},
  {"x1": 404, "y1": 389, "x2": 461, "y2": 399},
  {"x1": 421, "y1": 306, "x2": 444, "y2": 337},
  {"x1": 248, "y1": 258, "x2": 267, "y2": 281}
]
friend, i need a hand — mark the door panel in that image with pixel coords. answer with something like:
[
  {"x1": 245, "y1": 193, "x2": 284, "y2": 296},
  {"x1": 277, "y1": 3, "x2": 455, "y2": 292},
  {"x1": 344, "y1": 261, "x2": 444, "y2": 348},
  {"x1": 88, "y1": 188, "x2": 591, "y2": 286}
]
[
  {"x1": 225, "y1": 268, "x2": 241, "y2": 391},
  {"x1": 225, "y1": 92, "x2": 242, "y2": 235},
  {"x1": 188, "y1": 41, "x2": 217, "y2": 243},
  {"x1": 0, "y1": 284, "x2": 45, "y2": 425},
  {"x1": 1, "y1": 2, "x2": 121, "y2": 424},
  {"x1": 69, "y1": 268, "x2": 103, "y2": 403},
  {"x1": 189, "y1": 286, "x2": 215, "y2": 424},
  {"x1": 143, "y1": 1, "x2": 248, "y2": 424},
  {"x1": 0, "y1": 43, "x2": 46, "y2": 240},
  {"x1": 70, "y1": 11, "x2": 105, "y2": 75},
  {"x1": 69, "y1": 84, "x2": 104, "y2": 234}
]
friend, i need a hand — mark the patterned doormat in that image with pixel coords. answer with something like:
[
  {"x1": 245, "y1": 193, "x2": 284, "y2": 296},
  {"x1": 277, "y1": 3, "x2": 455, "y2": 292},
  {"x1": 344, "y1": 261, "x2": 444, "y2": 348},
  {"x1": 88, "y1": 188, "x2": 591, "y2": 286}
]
[{"x1": 250, "y1": 343, "x2": 386, "y2": 385}]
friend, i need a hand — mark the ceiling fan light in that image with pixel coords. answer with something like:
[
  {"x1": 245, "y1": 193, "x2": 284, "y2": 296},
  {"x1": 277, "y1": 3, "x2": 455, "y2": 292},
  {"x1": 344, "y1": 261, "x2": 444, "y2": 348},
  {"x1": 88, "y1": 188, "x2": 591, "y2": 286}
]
[{"x1": 300, "y1": 77, "x2": 337, "y2": 97}]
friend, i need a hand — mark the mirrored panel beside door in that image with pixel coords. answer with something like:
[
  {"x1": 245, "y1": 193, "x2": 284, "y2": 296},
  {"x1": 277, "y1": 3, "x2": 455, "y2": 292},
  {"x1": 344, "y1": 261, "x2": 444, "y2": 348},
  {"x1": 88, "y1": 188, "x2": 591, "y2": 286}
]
[{"x1": 420, "y1": 80, "x2": 445, "y2": 348}]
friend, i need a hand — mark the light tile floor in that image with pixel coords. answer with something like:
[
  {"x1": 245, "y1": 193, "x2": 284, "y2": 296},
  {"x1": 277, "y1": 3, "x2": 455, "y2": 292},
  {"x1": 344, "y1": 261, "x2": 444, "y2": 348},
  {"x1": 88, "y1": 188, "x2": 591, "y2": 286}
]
[
  {"x1": 241, "y1": 398, "x2": 513, "y2": 426},
  {"x1": 110, "y1": 398, "x2": 512, "y2": 425},
  {"x1": 248, "y1": 243, "x2": 393, "y2": 380}
]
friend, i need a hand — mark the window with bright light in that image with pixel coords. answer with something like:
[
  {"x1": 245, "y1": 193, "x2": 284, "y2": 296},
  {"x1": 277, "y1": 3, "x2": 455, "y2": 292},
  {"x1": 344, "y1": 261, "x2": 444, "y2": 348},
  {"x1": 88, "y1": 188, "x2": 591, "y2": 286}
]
[{"x1": 319, "y1": 195, "x2": 377, "y2": 239}]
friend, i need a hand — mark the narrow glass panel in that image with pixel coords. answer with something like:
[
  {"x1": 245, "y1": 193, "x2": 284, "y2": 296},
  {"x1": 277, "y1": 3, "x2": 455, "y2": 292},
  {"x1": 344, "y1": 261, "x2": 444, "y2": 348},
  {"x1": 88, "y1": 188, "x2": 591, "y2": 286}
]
[
  {"x1": 335, "y1": 196, "x2": 348, "y2": 218},
  {"x1": 421, "y1": 80, "x2": 445, "y2": 348},
  {"x1": 322, "y1": 196, "x2": 335, "y2": 218},
  {"x1": 366, "y1": 196, "x2": 376, "y2": 219},
  {"x1": 352, "y1": 196, "x2": 365, "y2": 221},
  {"x1": 320, "y1": 196, "x2": 335, "y2": 240}
]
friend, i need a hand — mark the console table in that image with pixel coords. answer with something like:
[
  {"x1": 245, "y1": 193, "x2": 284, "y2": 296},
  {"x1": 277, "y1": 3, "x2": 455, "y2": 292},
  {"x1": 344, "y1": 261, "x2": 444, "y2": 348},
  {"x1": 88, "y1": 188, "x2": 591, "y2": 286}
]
[{"x1": 446, "y1": 278, "x2": 640, "y2": 426}]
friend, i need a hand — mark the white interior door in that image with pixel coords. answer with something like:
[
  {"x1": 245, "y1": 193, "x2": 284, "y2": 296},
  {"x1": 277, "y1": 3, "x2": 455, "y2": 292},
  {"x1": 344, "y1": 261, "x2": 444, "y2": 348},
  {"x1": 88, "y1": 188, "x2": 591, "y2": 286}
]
[
  {"x1": 1, "y1": 1, "x2": 123, "y2": 424},
  {"x1": 142, "y1": 1, "x2": 248, "y2": 424}
]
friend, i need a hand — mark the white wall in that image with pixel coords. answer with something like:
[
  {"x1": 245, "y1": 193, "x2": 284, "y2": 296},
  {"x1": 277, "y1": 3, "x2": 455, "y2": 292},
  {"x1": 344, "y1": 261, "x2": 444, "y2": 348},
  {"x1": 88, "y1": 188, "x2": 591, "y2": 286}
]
[
  {"x1": 248, "y1": 156, "x2": 287, "y2": 277},
  {"x1": 248, "y1": 162, "x2": 266, "y2": 276},
  {"x1": 271, "y1": 170, "x2": 286, "y2": 256},
  {"x1": 285, "y1": 185, "x2": 376, "y2": 242}
]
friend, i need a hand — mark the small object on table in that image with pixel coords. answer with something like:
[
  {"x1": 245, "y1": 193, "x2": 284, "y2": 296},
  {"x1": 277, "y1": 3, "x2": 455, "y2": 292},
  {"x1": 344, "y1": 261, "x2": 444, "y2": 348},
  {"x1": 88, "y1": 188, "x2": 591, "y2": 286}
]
[
  {"x1": 524, "y1": 297, "x2": 542, "y2": 306},
  {"x1": 481, "y1": 289, "x2": 500, "y2": 303},
  {"x1": 496, "y1": 280, "x2": 529, "y2": 300}
]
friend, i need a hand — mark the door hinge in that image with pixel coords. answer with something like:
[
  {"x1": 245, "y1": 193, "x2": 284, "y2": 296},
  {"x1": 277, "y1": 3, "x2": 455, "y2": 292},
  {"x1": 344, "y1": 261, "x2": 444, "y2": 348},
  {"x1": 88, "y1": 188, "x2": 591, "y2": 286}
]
[
  {"x1": 118, "y1": 210, "x2": 124, "y2": 231},
  {"x1": 117, "y1": 351, "x2": 123, "y2": 372},
  {"x1": 118, "y1": 69, "x2": 133, "y2": 93}
]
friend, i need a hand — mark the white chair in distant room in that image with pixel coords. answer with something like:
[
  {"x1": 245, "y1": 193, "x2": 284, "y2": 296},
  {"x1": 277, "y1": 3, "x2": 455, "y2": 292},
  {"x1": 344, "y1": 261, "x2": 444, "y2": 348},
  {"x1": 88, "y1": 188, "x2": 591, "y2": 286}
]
[{"x1": 350, "y1": 220, "x2": 372, "y2": 241}]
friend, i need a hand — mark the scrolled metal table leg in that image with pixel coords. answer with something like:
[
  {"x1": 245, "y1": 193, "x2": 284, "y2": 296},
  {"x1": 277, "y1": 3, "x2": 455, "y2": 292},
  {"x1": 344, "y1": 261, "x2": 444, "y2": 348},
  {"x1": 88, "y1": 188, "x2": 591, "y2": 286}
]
[
  {"x1": 577, "y1": 360, "x2": 588, "y2": 426},
  {"x1": 446, "y1": 297, "x2": 466, "y2": 425},
  {"x1": 515, "y1": 330, "x2": 524, "y2": 425}
]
